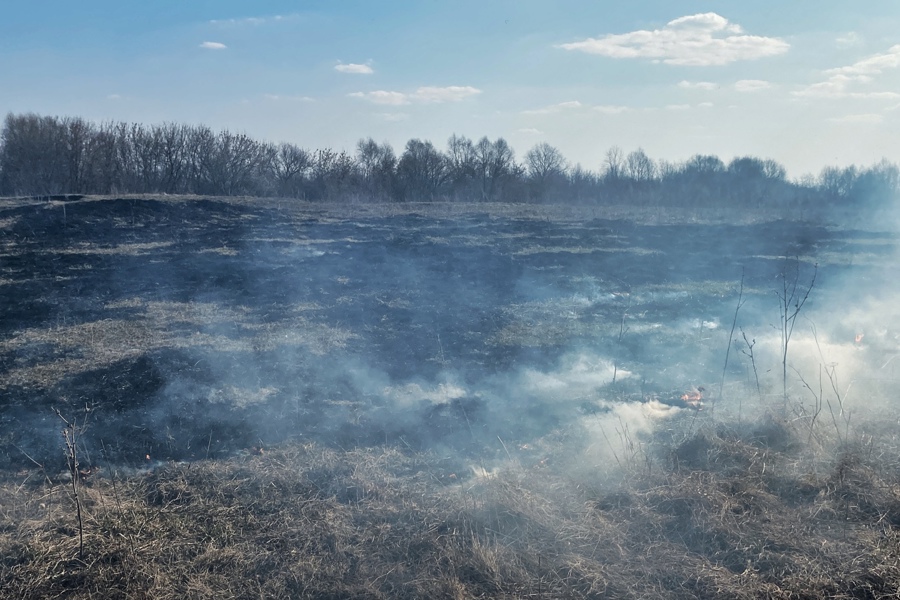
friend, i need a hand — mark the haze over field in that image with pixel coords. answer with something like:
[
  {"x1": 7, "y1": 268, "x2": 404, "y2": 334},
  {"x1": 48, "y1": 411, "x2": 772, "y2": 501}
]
[
  {"x1": 6, "y1": 3, "x2": 900, "y2": 597},
  {"x1": 2, "y1": 1, "x2": 899, "y2": 177}
]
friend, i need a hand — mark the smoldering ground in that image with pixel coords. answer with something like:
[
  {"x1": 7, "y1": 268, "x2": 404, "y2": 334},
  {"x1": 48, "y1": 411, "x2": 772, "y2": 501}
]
[{"x1": 1, "y1": 197, "x2": 898, "y2": 478}]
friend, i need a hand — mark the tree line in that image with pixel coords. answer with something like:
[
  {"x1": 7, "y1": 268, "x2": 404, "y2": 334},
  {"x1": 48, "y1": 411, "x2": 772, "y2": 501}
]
[{"x1": 1, "y1": 112, "x2": 898, "y2": 215}]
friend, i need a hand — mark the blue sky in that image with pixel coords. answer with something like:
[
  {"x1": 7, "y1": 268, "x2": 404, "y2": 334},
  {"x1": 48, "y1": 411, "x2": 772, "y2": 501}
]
[{"x1": 2, "y1": 1, "x2": 899, "y2": 177}]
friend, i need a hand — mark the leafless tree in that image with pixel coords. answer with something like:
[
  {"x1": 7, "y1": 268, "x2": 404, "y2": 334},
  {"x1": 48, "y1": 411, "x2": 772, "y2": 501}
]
[
  {"x1": 398, "y1": 139, "x2": 447, "y2": 201},
  {"x1": 474, "y1": 136, "x2": 517, "y2": 201},
  {"x1": 603, "y1": 146, "x2": 625, "y2": 182},
  {"x1": 271, "y1": 142, "x2": 311, "y2": 198},
  {"x1": 525, "y1": 142, "x2": 567, "y2": 202},
  {"x1": 625, "y1": 148, "x2": 656, "y2": 182},
  {"x1": 445, "y1": 134, "x2": 477, "y2": 201},
  {"x1": 356, "y1": 138, "x2": 396, "y2": 201}
]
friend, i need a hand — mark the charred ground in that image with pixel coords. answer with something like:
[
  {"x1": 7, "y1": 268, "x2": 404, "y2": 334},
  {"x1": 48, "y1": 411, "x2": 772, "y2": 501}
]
[
  {"x1": 1, "y1": 197, "x2": 875, "y2": 465},
  {"x1": 2, "y1": 196, "x2": 900, "y2": 598}
]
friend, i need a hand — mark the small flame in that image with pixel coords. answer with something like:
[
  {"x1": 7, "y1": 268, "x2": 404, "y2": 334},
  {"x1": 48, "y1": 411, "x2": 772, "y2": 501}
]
[{"x1": 680, "y1": 386, "x2": 705, "y2": 409}]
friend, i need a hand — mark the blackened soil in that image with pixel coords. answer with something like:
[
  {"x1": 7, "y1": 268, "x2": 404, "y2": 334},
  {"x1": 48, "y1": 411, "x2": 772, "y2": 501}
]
[{"x1": 0, "y1": 198, "x2": 892, "y2": 468}]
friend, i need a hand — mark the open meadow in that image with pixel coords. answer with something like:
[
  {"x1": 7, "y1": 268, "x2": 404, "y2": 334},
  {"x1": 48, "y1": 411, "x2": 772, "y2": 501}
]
[{"x1": 2, "y1": 196, "x2": 900, "y2": 598}]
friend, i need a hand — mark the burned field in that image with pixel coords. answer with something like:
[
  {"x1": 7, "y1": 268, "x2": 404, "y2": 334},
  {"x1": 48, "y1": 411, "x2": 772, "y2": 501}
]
[{"x1": 3, "y1": 197, "x2": 900, "y2": 598}]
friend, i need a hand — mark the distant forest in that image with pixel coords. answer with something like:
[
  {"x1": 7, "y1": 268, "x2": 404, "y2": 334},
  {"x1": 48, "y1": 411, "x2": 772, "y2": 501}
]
[{"x1": 1, "y1": 112, "x2": 897, "y2": 218}]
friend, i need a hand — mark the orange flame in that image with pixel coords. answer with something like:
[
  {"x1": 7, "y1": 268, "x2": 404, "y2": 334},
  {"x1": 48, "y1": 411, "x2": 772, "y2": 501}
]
[{"x1": 680, "y1": 386, "x2": 705, "y2": 408}]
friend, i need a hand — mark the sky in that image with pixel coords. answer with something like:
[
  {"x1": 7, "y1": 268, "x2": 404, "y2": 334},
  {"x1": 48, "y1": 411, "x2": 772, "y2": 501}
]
[{"x1": 2, "y1": 1, "x2": 899, "y2": 178}]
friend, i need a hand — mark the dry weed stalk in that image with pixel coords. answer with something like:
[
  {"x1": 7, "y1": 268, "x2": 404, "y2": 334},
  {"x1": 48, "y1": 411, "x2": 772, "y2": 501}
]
[
  {"x1": 718, "y1": 269, "x2": 746, "y2": 418},
  {"x1": 774, "y1": 258, "x2": 817, "y2": 413},
  {"x1": 54, "y1": 408, "x2": 85, "y2": 561}
]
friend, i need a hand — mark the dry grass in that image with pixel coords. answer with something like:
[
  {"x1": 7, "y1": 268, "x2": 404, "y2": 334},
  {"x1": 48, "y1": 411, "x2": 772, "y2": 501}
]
[
  {"x1": 3, "y1": 416, "x2": 900, "y2": 599},
  {"x1": 1, "y1": 195, "x2": 896, "y2": 597}
]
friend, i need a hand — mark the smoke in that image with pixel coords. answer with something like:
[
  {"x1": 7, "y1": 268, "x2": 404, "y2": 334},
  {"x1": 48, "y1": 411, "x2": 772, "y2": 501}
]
[{"x1": 4, "y1": 199, "x2": 900, "y2": 476}]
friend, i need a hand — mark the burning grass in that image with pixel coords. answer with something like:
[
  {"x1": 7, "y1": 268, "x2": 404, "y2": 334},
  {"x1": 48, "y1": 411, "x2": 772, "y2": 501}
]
[{"x1": 3, "y1": 415, "x2": 900, "y2": 599}]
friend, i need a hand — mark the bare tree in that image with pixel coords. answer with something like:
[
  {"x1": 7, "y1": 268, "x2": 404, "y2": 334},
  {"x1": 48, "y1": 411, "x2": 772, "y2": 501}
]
[
  {"x1": 625, "y1": 148, "x2": 656, "y2": 182},
  {"x1": 62, "y1": 116, "x2": 93, "y2": 193},
  {"x1": 445, "y1": 134, "x2": 477, "y2": 201},
  {"x1": 603, "y1": 146, "x2": 625, "y2": 182},
  {"x1": 156, "y1": 122, "x2": 190, "y2": 193},
  {"x1": 525, "y1": 142, "x2": 567, "y2": 202},
  {"x1": 398, "y1": 139, "x2": 447, "y2": 201},
  {"x1": 0, "y1": 113, "x2": 68, "y2": 195},
  {"x1": 308, "y1": 148, "x2": 355, "y2": 201},
  {"x1": 356, "y1": 138, "x2": 396, "y2": 201},
  {"x1": 474, "y1": 136, "x2": 517, "y2": 201},
  {"x1": 272, "y1": 142, "x2": 311, "y2": 198}
]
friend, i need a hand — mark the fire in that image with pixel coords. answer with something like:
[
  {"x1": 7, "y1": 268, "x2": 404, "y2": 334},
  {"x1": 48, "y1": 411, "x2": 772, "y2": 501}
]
[{"x1": 680, "y1": 386, "x2": 705, "y2": 409}]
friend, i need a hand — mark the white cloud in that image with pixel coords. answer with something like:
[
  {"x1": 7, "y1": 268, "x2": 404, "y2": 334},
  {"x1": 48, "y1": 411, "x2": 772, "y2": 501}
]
[
  {"x1": 665, "y1": 104, "x2": 691, "y2": 110},
  {"x1": 522, "y1": 100, "x2": 584, "y2": 115},
  {"x1": 836, "y1": 31, "x2": 862, "y2": 48},
  {"x1": 827, "y1": 113, "x2": 884, "y2": 124},
  {"x1": 411, "y1": 86, "x2": 481, "y2": 103},
  {"x1": 209, "y1": 15, "x2": 294, "y2": 26},
  {"x1": 348, "y1": 91, "x2": 409, "y2": 105},
  {"x1": 828, "y1": 44, "x2": 900, "y2": 78},
  {"x1": 794, "y1": 45, "x2": 900, "y2": 99},
  {"x1": 378, "y1": 113, "x2": 409, "y2": 122},
  {"x1": 335, "y1": 63, "x2": 374, "y2": 75},
  {"x1": 557, "y1": 13, "x2": 789, "y2": 66},
  {"x1": 106, "y1": 94, "x2": 121, "y2": 100},
  {"x1": 263, "y1": 94, "x2": 314, "y2": 102},
  {"x1": 678, "y1": 80, "x2": 717, "y2": 90},
  {"x1": 350, "y1": 86, "x2": 481, "y2": 106},
  {"x1": 211, "y1": 17, "x2": 265, "y2": 26},
  {"x1": 517, "y1": 128, "x2": 543, "y2": 134},
  {"x1": 698, "y1": 101, "x2": 714, "y2": 108},
  {"x1": 200, "y1": 41, "x2": 227, "y2": 50},
  {"x1": 734, "y1": 79, "x2": 772, "y2": 92},
  {"x1": 522, "y1": 102, "x2": 632, "y2": 115},
  {"x1": 593, "y1": 105, "x2": 631, "y2": 114}
]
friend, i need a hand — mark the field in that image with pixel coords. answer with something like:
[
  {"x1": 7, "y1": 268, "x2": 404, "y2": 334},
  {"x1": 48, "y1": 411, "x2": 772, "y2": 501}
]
[{"x1": 2, "y1": 196, "x2": 900, "y2": 598}]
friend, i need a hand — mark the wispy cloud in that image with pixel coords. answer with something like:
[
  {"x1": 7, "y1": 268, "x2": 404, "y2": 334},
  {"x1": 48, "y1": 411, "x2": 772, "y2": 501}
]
[
  {"x1": 521, "y1": 100, "x2": 583, "y2": 115},
  {"x1": 378, "y1": 113, "x2": 409, "y2": 122},
  {"x1": 348, "y1": 91, "x2": 409, "y2": 106},
  {"x1": 734, "y1": 79, "x2": 772, "y2": 92},
  {"x1": 828, "y1": 44, "x2": 900, "y2": 78},
  {"x1": 413, "y1": 86, "x2": 481, "y2": 103},
  {"x1": 828, "y1": 113, "x2": 884, "y2": 124},
  {"x1": 335, "y1": 63, "x2": 374, "y2": 75},
  {"x1": 678, "y1": 81, "x2": 717, "y2": 90},
  {"x1": 517, "y1": 128, "x2": 543, "y2": 134},
  {"x1": 593, "y1": 105, "x2": 631, "y2": 114},
  {"x1": 349, "y1": 86, "x2": 481, "y2": 105},
  {"x1": 836, "y1": 31, "x2": 862, "y2": 48},
  {"x1": 209, "y1": 15, "x2": 295, "y2": 26},
  {"x1": 106, "y1": 94, "x2": 122, "y2": 100},
  {"x1": 698, "y1": 101, "x2": 714, "y2": 108},
  {"x1": 199, "y1": 41, "x2": 227, "y2": 50},
  {"x1": 793, "y1": 45, "x2": 900, "y2": 99},
  {"x1": 263, "y1": 94, "x2": 314, "y2": 102},
  {"x1": 522, "y1": 101, "x2": 631, "y2": 116},
  {"x1": 665, "y1": 104, "x2": 692, "y2": 110},
  {"x1": 557, "y1": 13, "x2": 788, "y2": 66}
]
